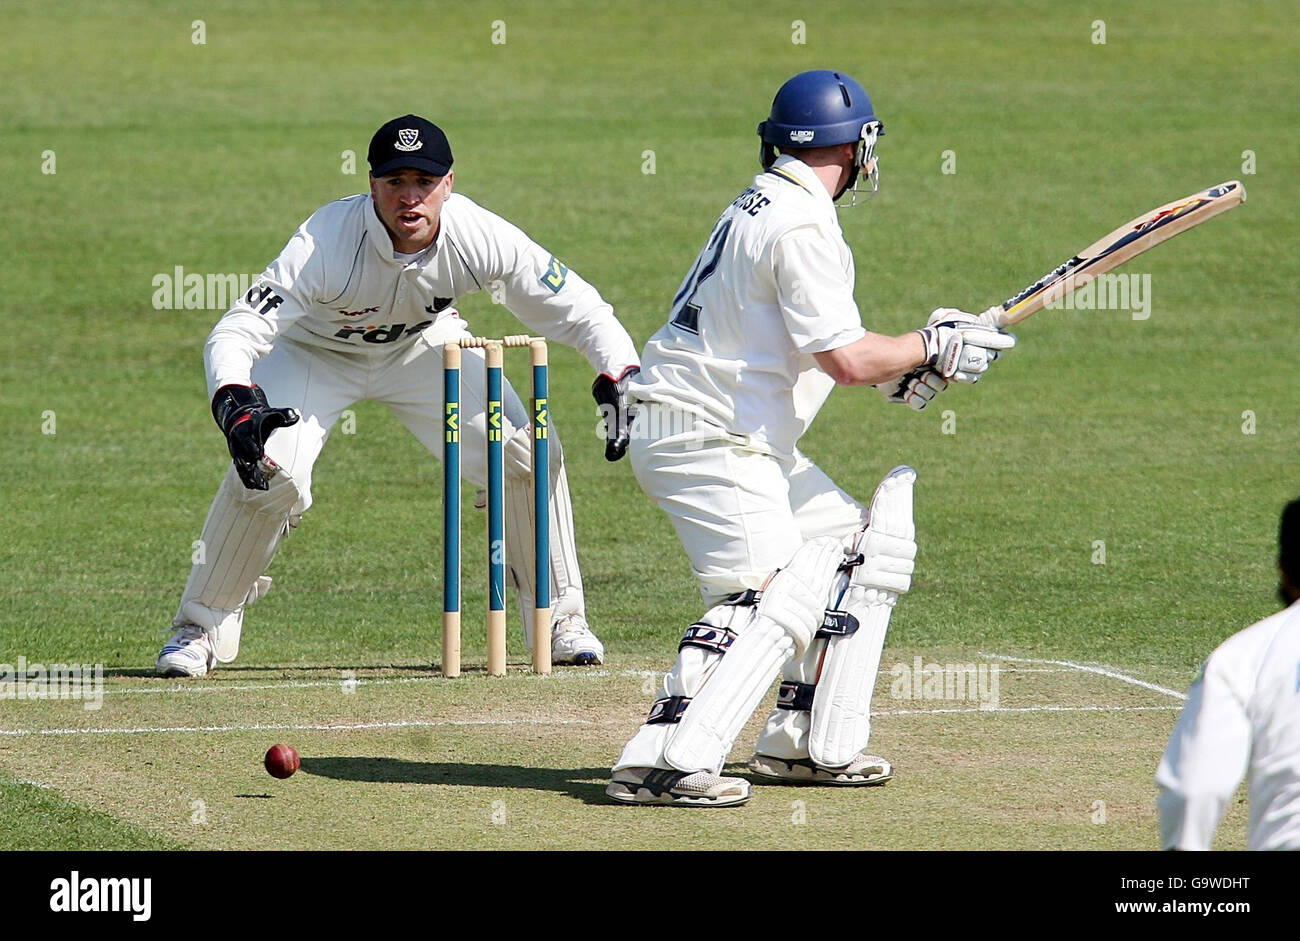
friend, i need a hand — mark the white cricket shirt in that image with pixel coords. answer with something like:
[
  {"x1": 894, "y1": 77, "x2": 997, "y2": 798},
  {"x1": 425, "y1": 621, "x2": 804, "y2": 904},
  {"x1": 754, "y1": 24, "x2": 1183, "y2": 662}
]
[
  {"x1": 629, "y1": 155, "x2": 866, "y2": 455},
  {"x1": 204, "y1": 192, "x2": 639, "y2": 396},
  {"x1": 1156, "y1": 598, "x2": 1300, "y2": 850}
]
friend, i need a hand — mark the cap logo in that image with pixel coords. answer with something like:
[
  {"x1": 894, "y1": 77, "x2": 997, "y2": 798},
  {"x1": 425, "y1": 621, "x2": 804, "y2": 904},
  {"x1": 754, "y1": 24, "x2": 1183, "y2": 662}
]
[
  {"x1": 789, "y1": 130, "x2": 815, "y2": 143},
  {"x1": 394, "y1": 128, "x2": 422, "y2": 152}
]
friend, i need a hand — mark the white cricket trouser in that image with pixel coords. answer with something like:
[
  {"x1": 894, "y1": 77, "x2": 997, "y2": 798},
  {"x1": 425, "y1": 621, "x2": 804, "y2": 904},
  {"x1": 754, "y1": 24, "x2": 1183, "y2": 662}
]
[
  {"x1": 175, "y1": 333, "x2": 584, "y2": 649},
  {"x1": 628, "y1": 421, "x2": 865, "y2": 606}
]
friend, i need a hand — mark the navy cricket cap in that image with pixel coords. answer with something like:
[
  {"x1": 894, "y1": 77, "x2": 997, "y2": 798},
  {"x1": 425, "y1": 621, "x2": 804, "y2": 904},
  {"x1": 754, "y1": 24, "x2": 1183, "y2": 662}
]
[{"x1": 368, "y1": 115, "x2": 453, "y2": 177}]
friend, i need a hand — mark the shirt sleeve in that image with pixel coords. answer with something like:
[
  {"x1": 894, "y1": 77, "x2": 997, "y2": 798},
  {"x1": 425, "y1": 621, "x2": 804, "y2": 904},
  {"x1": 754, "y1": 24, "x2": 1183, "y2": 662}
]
[
  {"x1": 467, "y1": 204, "x2": 640, "y2": 378},
  {"x1": 771, "y1": 227, "x2": 866, "y2": 354},
  {"x1": 204, "y1": 223, "x2": 323, "y2": 398},
  {"x1": 1155, "y1": 651, "x2": 1253, "y2": 850}
]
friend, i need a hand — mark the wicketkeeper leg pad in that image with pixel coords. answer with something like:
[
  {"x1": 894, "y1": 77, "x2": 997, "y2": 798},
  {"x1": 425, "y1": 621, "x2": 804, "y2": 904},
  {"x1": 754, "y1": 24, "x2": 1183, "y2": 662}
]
[
  {"x1": 502, "y1": 421, "x2": 584, "y2": 649},
  {"x1": 172, "y1": 463, "x2": 302, "y2": 663}
]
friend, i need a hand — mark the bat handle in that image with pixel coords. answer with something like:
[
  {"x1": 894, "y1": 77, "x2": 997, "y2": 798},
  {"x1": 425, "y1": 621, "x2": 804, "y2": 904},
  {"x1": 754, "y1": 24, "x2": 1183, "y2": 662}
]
[{"x1": 977, "y1": 305, "x2": 1006, "y2": 329}]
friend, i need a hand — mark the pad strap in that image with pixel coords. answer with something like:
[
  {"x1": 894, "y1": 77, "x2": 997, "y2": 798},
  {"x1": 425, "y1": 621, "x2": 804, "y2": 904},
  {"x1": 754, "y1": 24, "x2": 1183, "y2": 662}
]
[
  {"x1": 679, "y1": 623, "x2": 738, "y2": 654},
  {"x1": 646, "y1": 696, "x2": 691, "y2": 725},
  {"x1": 818, "y1": 610, "x2": 860, "y2": 637},
  {"x1": 776, "y1": 681, "x2": 816, "y2": 711}
]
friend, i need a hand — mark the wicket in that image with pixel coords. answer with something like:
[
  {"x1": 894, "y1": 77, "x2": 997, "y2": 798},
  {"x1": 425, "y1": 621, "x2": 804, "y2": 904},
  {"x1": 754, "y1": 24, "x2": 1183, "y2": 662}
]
[{"x1": 442, "y1": 336, "x2": 551, "y2": 677}]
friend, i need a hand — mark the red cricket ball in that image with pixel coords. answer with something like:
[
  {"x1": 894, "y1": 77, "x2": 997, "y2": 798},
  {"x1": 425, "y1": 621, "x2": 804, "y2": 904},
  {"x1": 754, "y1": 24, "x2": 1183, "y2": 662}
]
[{"x1": 264, "y1": 743, "x2": 300, "y2": 779}]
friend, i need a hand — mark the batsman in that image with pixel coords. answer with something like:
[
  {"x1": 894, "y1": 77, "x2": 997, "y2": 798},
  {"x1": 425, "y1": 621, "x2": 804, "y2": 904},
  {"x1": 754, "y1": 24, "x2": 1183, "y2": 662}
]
[
  {"x1": 608, "y1": 71, "x2": 1015, "y2": 805},
  {"x1": 157, "y1": 115, "x2": 641, "y2": 677}
]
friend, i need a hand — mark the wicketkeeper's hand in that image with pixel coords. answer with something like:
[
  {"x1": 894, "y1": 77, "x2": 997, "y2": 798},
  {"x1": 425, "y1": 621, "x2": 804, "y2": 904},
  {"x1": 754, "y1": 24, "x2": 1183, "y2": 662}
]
[
  {"x1": 591, "y1": 365, "x2": 640, "y2": 462},
  {"x1": 917, "y1": 306, "x2": 1016, "y2": 383},
  {"x1": 211, "y1": 384, "x2": 299, "y2": 490},
  {"x1": 875, "y1": 368, "x2": 947, "y2": 410}
]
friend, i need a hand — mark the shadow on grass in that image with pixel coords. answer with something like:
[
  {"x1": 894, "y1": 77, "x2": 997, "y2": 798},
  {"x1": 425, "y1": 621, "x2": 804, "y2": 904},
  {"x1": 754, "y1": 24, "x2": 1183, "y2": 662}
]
[{"x1": 300, "y1": 757, "x2": 613, "y2": 805}]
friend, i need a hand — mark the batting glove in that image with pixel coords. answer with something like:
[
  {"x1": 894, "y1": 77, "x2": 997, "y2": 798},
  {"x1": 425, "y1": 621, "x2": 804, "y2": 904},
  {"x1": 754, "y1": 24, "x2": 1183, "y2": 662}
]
[
  {"x1": 875, "y1": 368, "x2": 947, "y2": 410},
  {"x1": 917, "y1": 307, "x2": 1016, "y2": 383}
]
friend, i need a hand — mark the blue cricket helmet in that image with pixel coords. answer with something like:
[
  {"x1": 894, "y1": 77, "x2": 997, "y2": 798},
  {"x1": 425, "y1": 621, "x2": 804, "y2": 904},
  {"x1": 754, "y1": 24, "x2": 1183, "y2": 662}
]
[{"x1": 757, "y1": 70, "x2": 885, "y2": 202}]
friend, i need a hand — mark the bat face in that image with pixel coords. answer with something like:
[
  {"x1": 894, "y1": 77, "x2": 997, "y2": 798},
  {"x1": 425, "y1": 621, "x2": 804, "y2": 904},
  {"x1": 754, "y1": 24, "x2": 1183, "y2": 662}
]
[{"x1": 983, "y1": 180, "x2": 1246, "y2": 328}]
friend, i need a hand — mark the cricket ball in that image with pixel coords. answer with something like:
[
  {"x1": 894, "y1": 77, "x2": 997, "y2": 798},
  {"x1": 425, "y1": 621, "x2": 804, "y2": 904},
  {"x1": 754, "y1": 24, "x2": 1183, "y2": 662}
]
[{"x1": 264, "y1": 743, "x2": 300, "y2": 779}]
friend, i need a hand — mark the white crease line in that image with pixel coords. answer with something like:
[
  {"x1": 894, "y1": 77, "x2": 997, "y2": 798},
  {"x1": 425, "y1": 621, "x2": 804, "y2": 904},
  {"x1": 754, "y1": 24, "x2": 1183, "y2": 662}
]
[
  {"x1": 0, "y1": 718, "x2": 600, "y2": 737},
  {"x1": 71, "y1": 669, "x2": 660, "y2": 696},
  {"x1": 25, "y1": 667, "x2": 1083, "y2": 699},
  {"x1": 979, "y1": 652, "x2": 1187, "y2": 701},
  {"x1": 877, "y1": 704, "x2": 1181, "y2": 716}
]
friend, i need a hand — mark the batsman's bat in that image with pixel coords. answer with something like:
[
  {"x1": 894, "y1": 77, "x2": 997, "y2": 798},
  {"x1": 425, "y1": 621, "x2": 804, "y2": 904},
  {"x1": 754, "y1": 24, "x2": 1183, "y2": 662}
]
[{"x1": 978, "y1": 180, "x2": 1246, "y2": 328}]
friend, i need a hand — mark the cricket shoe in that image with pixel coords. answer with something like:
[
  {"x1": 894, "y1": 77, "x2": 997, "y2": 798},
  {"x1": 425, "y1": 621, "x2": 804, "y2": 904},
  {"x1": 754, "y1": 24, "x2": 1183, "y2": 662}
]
[
  {"x1": 155, "y1": 625, "x2": 217, "y2": 678},
  {"x1": 606, "y1": 768, "x2": 751, "y2": 807},
  {"x1": 748, "y1": 752, "x2": 894, "y2": 786},
  {"x1": 550, "y1": 613, "x2": 604, "y2": 666}
]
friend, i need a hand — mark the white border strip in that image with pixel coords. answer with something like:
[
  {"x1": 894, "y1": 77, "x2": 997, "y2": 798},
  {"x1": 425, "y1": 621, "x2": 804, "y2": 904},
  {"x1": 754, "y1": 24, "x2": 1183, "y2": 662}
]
[{"x1": 981, "y1": 652, "x2": 1187, "y2": 701}]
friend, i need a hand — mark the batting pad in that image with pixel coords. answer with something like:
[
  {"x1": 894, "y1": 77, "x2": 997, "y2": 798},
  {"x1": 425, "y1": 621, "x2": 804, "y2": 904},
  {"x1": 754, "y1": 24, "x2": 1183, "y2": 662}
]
[
  {"x1": 664, "y1": 536, "x2": 846, "y2": 774},
  {"x1": 663, "y1": 611, "x2": 794, "y2": 774},
  {"x1": 809, "y1": 465, "x2": 916, "y2": 768}
]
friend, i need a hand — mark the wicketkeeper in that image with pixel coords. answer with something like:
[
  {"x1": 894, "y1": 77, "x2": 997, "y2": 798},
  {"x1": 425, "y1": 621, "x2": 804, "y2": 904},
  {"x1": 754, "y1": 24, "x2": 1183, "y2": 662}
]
[
  {"x1": 607, "y1": 71, "x2": 1015, "y2": 805},
  {"x1": 158, "y1": 115, "x2": 641, "y2": 677}
]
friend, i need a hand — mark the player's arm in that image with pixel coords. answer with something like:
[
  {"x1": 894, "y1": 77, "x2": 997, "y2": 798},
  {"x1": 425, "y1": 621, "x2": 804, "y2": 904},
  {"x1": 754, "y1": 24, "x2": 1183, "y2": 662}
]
[
  {"x1": 205, "y1": 225, "x2": 322, "y2": 396},
  {"x1": 470, "y1": 203, "x2": 641, "y2": 459},
  {"x1": 204, "y1": 224, "x2": 322, "y2": 488},
  {"x1": 815, "y1": 310, "x2": 1016, "y2": 388},
  {"x1": 1155, "y1": 652, "x2": 1252, "y2": 850},
  {"x1": 813, "y1": 332, "x2": 925, "y2": 387},
  {"x1": 773, "y1": 231, "x2": 1011, "y2": 400}
]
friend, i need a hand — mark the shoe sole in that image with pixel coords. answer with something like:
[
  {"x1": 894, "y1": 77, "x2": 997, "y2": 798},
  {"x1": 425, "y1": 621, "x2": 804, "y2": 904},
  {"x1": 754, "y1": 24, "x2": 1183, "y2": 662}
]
[
  {"x1": 554, "y1": 652, "x2": 601, "y2": 666},
  {"x1": 605, "y1": 781, "x2": 751, "y2": 807},
  {"x1": 154, "y1": 661, "x2": 207, "y2": 678},
  {"x1": 749, "y1": 756, "x2": 894, "y2": 787}
]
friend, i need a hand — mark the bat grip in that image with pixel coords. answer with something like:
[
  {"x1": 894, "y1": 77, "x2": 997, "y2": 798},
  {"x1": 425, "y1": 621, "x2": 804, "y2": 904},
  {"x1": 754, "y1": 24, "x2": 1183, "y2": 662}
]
[{"x1": 977, "y1": 306, "x2": 1006, "y2": 329}]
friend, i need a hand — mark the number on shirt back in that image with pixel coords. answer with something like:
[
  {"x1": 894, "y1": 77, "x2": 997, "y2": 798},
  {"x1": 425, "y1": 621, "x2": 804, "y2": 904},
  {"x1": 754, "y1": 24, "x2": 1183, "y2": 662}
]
[{"x1": 669, "y1": 216, "x2": 733, "y2": 335}]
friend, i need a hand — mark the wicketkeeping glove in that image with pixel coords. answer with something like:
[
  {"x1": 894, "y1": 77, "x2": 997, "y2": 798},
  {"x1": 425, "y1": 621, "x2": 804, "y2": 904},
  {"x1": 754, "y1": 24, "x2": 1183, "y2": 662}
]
[
  {"x1": 591, "y1": 366, "x2": 640, "y2": 462},
  {"x1": 875, "y1": 368, "x2": 947, "y2": 410},
  {"x1": 211, "y1": 384, "x2": 299, "y2": 490}
]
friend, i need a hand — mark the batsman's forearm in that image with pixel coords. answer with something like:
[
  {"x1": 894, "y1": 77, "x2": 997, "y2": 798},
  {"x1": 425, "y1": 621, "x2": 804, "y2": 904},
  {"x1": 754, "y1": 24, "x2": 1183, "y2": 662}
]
[{"x1": 815, "y1": 331, "x2": 927, "y2": 386}]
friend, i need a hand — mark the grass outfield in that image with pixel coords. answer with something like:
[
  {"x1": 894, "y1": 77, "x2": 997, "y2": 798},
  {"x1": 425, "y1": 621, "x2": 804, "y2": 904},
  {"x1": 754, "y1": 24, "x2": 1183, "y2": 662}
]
[{"x1": 0, "y1": 0, "x2": 1295, "y2": 851}]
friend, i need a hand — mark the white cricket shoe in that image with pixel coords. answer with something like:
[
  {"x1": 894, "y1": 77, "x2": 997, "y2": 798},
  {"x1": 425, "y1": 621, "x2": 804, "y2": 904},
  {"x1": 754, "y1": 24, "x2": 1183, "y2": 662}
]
[
  {"x1": 606, "y1": 767, "x2": 751, "y2": 807},
  {"x1": 550, "y1": 613, "x2": 604, "y2": 666},
  {"x1": 748, "y1": 752, "x2": 894, "y2": 786},
  {"x1": 155, "y1": 625, "x2": 217, "y2": 678}
]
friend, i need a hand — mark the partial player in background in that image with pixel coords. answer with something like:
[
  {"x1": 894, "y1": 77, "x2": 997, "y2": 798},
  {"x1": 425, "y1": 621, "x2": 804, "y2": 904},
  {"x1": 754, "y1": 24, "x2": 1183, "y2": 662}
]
[
  {"x1": 607, "y1": 70, "x2": 1015, "y2": 806},
  {"x1": 157, "y1": 114, "x2": 641, "y2": 677},
  {"x1": 1156, "y1": 498, "x2": 1300, "y2": 850}
]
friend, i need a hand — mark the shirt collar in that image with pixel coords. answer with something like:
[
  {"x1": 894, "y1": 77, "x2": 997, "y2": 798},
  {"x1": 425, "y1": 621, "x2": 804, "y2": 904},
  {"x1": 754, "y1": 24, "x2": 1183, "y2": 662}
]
[{"x1": 767, "y1": 154, "x2": 834, "y2": 207}]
